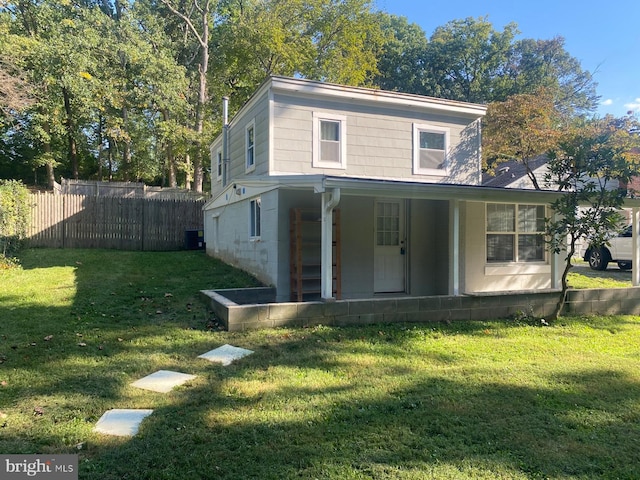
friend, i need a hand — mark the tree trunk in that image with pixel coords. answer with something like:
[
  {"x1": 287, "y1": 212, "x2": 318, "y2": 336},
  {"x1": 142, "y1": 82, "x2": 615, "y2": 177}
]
[
  {"x1": 62, "y1": 86, "x2": 79, "y2": 179},
  {"x1": 192, "y1": 3, "x2": 210, "y2": 194},
  {"x1": 185, "y1": 153, "x2": 192, "y2": 190},
  {"x1": 122, "y1": 106, "x2": 131, "y2": 181},
  {"x1": 162, "y1": 109, "x2": 177, "y2": 188},
  {"x1": 107, "y1": 137, "x2": 115, "y2": 181},
  {"x1": 158, "y1": 0, "x2": 211, "y2": 192},
  {"x1": 97, "y1": 116, "x2": 104, "y2": 181},
  {"x1": 550, "y1": 237, "x2": 578, "y2": 320},
  {"x1": 42, "y1": 120, "x2": 55, "y2": 189}
]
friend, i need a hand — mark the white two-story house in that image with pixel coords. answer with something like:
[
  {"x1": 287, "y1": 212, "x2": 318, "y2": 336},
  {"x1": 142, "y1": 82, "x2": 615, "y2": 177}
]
[{"x1": 203, "y1": 76, "x2": 566, "y2": 302}]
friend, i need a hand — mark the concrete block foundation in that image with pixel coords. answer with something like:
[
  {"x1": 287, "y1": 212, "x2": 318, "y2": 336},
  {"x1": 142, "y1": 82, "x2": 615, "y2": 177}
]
[{"x1": 201, "y1": 287, "x2": 640, "y2": 332}]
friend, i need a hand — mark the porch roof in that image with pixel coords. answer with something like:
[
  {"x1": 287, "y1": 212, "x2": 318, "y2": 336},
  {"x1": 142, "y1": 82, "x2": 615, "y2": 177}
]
[{"x1": 203, "y1": 174, "x2": 640, "y2": 210}]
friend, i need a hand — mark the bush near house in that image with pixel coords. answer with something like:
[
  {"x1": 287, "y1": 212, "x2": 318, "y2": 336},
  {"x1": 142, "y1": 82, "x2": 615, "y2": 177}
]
[{"x1": 0, "y1": 180, "x2": 30, "y2": 267}]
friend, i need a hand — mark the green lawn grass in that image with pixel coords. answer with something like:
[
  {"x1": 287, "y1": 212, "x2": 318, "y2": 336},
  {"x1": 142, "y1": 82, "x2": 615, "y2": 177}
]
[
  {"x1": 568, "y1": 260, "x2": 633, "y2": 289},
  {"x1": 2, "y1": 249, "x2": 640, "y2": 479}
]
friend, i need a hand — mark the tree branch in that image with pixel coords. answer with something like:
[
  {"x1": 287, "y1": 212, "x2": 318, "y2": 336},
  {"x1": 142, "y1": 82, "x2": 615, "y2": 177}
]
[{"x1": 158, "y1": 0, "x2": 206, "y2": 47}]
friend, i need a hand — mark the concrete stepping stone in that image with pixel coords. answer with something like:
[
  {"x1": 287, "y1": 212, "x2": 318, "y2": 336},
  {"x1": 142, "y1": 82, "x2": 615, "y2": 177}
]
[
  {"x1": 198, "y1": 344, "x2": 254, "y2": 366},
  {"x1": 131, "y1": 370, "x2": 197, "y2": 393},
  {"x1": 94, "y1": 409, "x2": 154, "y2": 436}
]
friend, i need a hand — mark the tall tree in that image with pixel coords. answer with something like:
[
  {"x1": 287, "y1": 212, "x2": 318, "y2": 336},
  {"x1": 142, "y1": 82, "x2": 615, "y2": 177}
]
[
  {"x1": 210, "y1": 0, "x2": 384, "y2": 114},
  {"x1": 499, "y1": 37, "x2": 599, "y2": 116},
  {"x1": 424, "y1": 16, "x2": 518, "y2": 103},
  {"x1": 158, "y1": 0, "x2": 212, "y2": 192},
  {"x1": 482, "y1": 88, "x2": 561, "y2": 189},
  {"x1": 372, "y1": 13, "x2": 427, "y2": 94}
]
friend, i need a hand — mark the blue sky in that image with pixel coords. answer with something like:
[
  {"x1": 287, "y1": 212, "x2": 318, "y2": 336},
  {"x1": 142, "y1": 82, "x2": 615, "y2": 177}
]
[{"x1": 375, "y1": 0, "x2": 640, "y2": 118}]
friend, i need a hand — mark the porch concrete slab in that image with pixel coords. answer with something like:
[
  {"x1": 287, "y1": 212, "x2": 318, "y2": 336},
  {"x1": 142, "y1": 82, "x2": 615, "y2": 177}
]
[
  {"x1": 131, "y1": 370, "x2": 197, "y2": 393},
  {"x1": 198, "y1": 344, "x2": 254, "y2": 366},
  {"x1": 94, "y1": 409, "x2": 154, "y2": 436}
]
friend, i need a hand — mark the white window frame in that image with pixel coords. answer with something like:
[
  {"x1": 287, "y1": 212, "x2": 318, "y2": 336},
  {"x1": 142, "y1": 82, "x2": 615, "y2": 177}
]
[
  {"x1": 249, "y1": 197, "x2": 261, "y2": 240},
  {"x1": 486, "y1": 203, "x2": 546, "y2": 264},
  {"x1": 245, "y1": 119, "x2": 256, "y2": 173},
  {"x1": 312, "y1": 112, "x2": 347, "y2": 169},
  {"x1": 215, "y1": 147, "x2": 222, "y2": 182},
  {"x1": 412, "y1": 123, "x2": 449, "y2": 175}
]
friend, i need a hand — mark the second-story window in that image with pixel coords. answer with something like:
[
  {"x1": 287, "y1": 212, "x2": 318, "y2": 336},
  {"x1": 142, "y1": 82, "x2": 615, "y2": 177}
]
[
  {"x1": 246, "y1": 120, "x2": 255, "y2": 173},
  {"x1": 216, "y1": 148, "x2": 222, "y2": 182},
  {"x1": 313, "y1": 112, "x2": 347, "y2": 169},
  {"x1": 413, "y1": 123, "x2": 449, "y2": 175},
  {"x1": 320, "y1": 120, "x2": 340, "y2": 162}
]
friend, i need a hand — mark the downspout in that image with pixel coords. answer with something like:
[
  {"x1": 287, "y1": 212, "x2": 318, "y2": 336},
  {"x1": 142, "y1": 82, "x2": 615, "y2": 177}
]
[
  {"x1": 321, "y1": 188, "x2": 341, "y2": 300},
  {"x1": 222, "y1": 96, "x2": 229, "y2": 187}
]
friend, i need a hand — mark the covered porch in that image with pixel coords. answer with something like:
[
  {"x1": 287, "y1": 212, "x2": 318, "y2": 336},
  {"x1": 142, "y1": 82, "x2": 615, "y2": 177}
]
[{"x1": 272, "y1": 175, "x2": 568, "y2": 302}]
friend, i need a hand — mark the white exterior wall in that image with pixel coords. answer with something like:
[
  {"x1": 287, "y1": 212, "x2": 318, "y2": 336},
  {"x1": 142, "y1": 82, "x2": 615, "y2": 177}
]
[
  {"x1": 271, "y1": 93, "x2": 482, "y2": 185},
  {"x1": 204, "y1": 77, "x2": 494, "y2": 301},
  {"x1": 211, "y1": 91, "x2": 271, "y2": 199},
  {"x1": 463, "y1": 201, "x2": 552, "y2": 293},
  {"x1": 204, "y1": 189, "x2": 280, "y2": 287}
]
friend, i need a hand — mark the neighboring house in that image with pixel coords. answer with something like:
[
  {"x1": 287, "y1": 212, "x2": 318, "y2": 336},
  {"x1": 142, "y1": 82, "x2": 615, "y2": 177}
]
[
  {"x1": 481, "y1": 157, "x2": 549, "y2": 190},
  {"x1": 203, "y1": 76, "x2": 570, "y2": 303}
]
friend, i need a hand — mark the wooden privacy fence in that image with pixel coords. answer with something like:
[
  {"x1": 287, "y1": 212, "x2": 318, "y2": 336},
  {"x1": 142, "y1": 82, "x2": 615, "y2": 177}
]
[{"x1": 28, "y1": 193, "x2": 205, "y2": 251}]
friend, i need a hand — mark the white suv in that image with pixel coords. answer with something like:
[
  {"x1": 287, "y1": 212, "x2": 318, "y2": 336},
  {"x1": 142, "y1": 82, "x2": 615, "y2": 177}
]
[{"x1": 584, "y1": 225, "x2": 633, "y2": 270}]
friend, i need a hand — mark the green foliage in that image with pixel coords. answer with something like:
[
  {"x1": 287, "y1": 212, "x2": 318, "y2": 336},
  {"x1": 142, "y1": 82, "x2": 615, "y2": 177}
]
[
  {"x1": 426, "y1": 16, "x2": 518, "y2": 104},
  {"x1": 0, "y1": 3, "x2": 603, "y2": 187},
  {"x1": 374, "y1": 15, "x2": 598, "y2": 116},
  {"x1": 372, "y1": 13, "x2": 428, "y2": 93},
  {"x1": 505, "y1": 37, "x2": 599, "y2": 116},
  {"x1": 545, "y1": 117, "x2": 640, "y2": 318},
  {"x1": 482, "y1": 88, "x2": 561, "y2": 187},
  {"x1": 0, "y1": 179, "x2": 30, "y2": 260}
]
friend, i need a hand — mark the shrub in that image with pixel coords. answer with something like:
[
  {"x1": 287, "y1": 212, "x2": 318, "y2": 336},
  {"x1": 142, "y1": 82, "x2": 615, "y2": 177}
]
[{"x1": 0, "y1": 179, "x2": 30, "y2": 260}]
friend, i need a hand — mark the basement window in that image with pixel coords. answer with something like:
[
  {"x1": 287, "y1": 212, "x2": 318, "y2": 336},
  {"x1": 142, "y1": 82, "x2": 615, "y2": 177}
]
[{"x1": 250, "y1": 197, "x2": 261, "y2": 239}]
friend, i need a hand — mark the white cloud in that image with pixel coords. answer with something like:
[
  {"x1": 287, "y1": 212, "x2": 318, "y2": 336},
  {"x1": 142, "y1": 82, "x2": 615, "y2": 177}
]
[
  {"x1": 624, "y1": 98, "x2": 640, "y2": 112},
  {"x1": 601, "y1": 98, "x2": 614, "y2": 106}
]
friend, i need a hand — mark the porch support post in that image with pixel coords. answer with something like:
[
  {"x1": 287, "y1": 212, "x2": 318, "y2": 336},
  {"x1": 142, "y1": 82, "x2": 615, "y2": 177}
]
[
  {"x1": 633, "y1": 207, "x2": 640, "y2": 287},
  {"x1": 550, "y1": 210, "x2": 563, "y2": 290},
  {"x1": 321, "y1": 188, "x2": 341, "y2": 300},
  {"x1": 449, "y1": 199, "x2": 460, "y2": 296}
]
